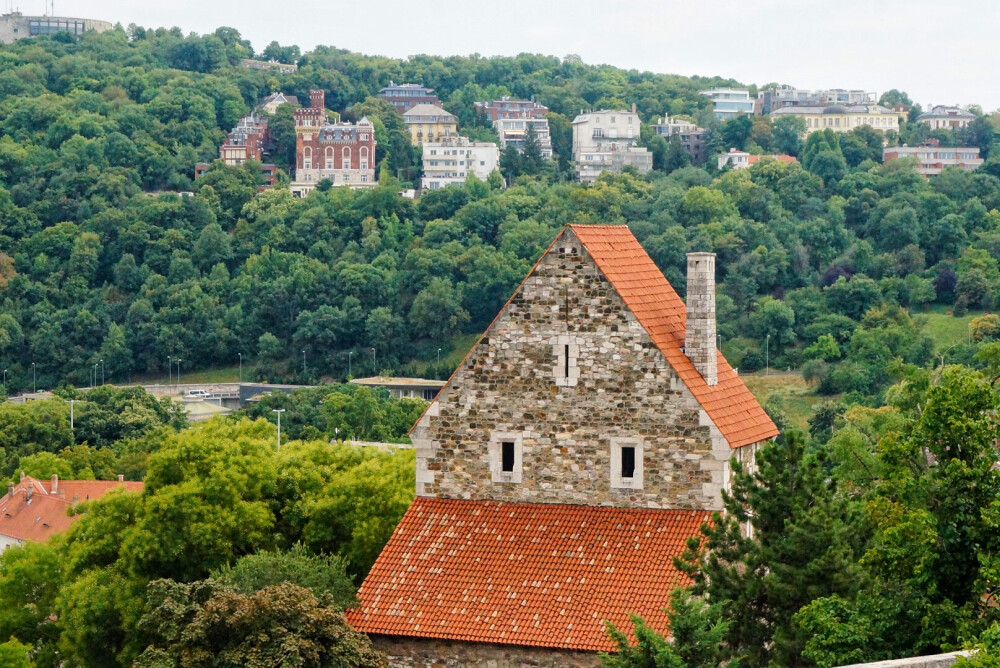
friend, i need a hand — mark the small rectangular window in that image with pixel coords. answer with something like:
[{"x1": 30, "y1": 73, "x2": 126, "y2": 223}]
[
  {"x1": 564, "y1": 345, "x2": 570, "y2": 378},
  {"x1": 621, "y1": 446, "x2": 636, "y2": 478},
  {"x1": 501, "y1": 442, "x2": 515, "y2": 472}
]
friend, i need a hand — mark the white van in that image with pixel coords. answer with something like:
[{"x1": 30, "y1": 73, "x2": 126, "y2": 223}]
[{"x1": 185, "y1": 389, "x2": 212, "y2": 399}]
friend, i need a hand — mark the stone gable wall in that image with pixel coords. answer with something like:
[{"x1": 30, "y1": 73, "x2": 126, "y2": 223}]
[
  {"x1": 373, "y1": 636, "x2": 603, "y2": 668},
  {"x1": 411, "y1": 229, "x2": 742, "y2": 511}
]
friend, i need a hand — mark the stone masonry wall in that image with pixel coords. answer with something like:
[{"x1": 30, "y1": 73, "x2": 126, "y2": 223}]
[
  {"x1": 411, "y1": 228, "x2": 744, "y2": 511},
  {"x1": 373, "y1": 635, "x2": 603, "y2": 668}
]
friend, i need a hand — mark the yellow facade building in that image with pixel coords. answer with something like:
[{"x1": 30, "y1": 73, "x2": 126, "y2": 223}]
[
  {"x1": 771, "y1": 104, "x2": 900, "y2": 135},
  {"x1": 402, "y1": 103, "x2": 458, "y2": 146}
]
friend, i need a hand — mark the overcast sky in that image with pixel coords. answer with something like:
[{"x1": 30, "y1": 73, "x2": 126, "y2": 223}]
[{"x1": 44, "y1": 0, "x2": 1000, "y2": 111}]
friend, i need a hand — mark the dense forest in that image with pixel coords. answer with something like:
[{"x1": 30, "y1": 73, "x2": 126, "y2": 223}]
[
  {"x1": 0, "y1": 23, "x2": 993, "y2": 394},
  {"x1": 3, "y1": 22, "x2": 1000, "y2": 667}
]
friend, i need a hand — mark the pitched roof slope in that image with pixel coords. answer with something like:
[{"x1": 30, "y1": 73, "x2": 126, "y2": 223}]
[
  {"x1": 0, "y1": 477, "x2": 143, "y2": 543},
  {"x1": 347, "y1": 498, "x2": 707, "y2": 652},
  {"x1": 568, "y1": 224, "x2": 778, "y2": 448}
]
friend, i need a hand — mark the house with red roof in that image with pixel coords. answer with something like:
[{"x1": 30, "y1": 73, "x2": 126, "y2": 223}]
[
  {"x1": 347, "y1": 224, "x2": 778, "y2": 666},
  {"x1": 0, "y1": 474, "x2": 142, "y2": 552}
]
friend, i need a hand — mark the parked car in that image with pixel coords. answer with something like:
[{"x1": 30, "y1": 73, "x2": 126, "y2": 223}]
[{"x1": 185, "y1": 389, "x2": 213, "y2": 399}]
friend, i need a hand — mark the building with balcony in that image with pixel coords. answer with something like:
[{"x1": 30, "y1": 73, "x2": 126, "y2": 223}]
[
  {"x1": 378, "y1": 82, "x2": 440, "y2": 114},
  {"x1": 195, "y1": 112, "x2": 278, "y2": 189},
  {"x1": 421, "y1": 136, "x2": 501, "y2": 190},
  {"x1": 403, "y1": 104, "x2": 458, "y2": 146},
  {"x1": 770, "y1": 104, "x2": 900, "y2": 135},
  {"x1": 571, "y1": 108, "x2": 651, "y2": 183},
  {"x1": 759, "y1": 86, "x2": 874, "y2": 114},
  {"x1": 916, "y1": 106, "x2": 977, "y2": 131},
  {"x1": 883, "y1": 144, "x2": 983, "y2": 175},
  {"x1": 700, "y1": 88, "x2": 756, "y2": 120},
  {"x1": 0, "y1": 12, "x2": 112, "y2": 43},
  {"x1": 476, "y1": 98, "x2": 553, "y2": 158},
  {"x1": 651, "y1": 116, "x2": 708, "y2": 164},
  {"x1": 290, "y1": 90, "x2": 377, "y2": 196}
]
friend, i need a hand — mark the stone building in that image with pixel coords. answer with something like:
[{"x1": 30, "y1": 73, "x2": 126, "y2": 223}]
[
  {"x1": 290, "y1": 90, "x2": 377, "y2": 196},
  {"x1": 652, "y1": 116, "x2": 708, "y2": 164},
  {"x1": 916, "y1": 105, "x2": 976, "y2": 131},
  {"x1": 348, "y1": 224, "x2": 778, "y2": 666},
  {"x1": 194, "y1": 112, "x2": 278, "y2": 190},
  {"x1": 402, "y1": 103, "x2": 458, "y2": 146},
  {"x1": 771, "y1": 104, "x2": 900, "y2": 135}
]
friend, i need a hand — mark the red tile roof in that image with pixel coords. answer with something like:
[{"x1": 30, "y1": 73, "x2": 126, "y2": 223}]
[
  {"x1": 568, "y1": 225, "x2": 778, "y2": 448},
  {"x1": 0, "y1": 477, "x2": 143, "y2": 544},
  {"x1": 347, "y1": 498, "x2": 707, "y2": 652}
]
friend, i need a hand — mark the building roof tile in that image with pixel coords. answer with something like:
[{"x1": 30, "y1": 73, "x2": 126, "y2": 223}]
[
  {"x1": 0, "y1": 477, "x2": 143, "y2": 544},
  {"x1": 347, "y1": 498, "x2": 707, "y2": 652},
  {"x1": 568, "y1": 225, "x2": 778, "y2": 448}
]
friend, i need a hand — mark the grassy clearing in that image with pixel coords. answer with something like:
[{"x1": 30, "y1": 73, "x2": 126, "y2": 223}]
[
  {"x1": 133, "y1": 365, "x2": 241, "y2": 385},
  {"x1": 407, "y1": 333, "x2": 480, "y2": 376},
  {"x1": 741, "y1": 373, "x2": 832, "y2": 432},
  {"x1": 915, "y1": 307, "x2": 986, "y2": 353}
]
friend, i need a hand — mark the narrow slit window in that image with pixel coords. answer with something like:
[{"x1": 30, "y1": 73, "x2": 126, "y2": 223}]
[
  {"x1": 564, "y1": 345, "x2": 570, "y2": 378},
  {"x1": 621, "y1": 446, "x2": 636, "y2": 478},
  {"x1": 501, "y1": 442, "x2": 515, "y2": 472}
]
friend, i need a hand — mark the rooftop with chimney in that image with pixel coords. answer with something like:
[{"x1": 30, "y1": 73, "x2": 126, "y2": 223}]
[
  {"x1": 348, "y1": 223, "x2": 777, "y2": 666},
  {"x1": 0, "y1": 474, "x2": 143, "y2": 552}
]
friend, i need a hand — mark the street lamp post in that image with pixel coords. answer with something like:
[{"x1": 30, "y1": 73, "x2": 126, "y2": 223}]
[
  {"x1": 371, "y1": 348, "x2": 376, "y2": 375},
  {"x1": 176, "y1": 359, "x2": 182, "y2": 386},
  {"x1": 272, "y1": 408, "x2": 286, "y2": 450},
  {"x1": 717, "y1": 334, "x2": 722, "y2": 351},
  {"x1": 31, "y1": 362, "x2": 35, "y2": 394},
  {"x1": 100, "y1": 359, "x2": 104, "y2": 386},
  {"x1": 437, "y1": 348, "x2": 442, "y2": 366},
  {"x1": 92, "y1": 363, "x2": 97, "y2": 388},
  {"x1": 66, "y1": 399, "x2": 75, "y2": 430},
  {"x1": 765, "y1": 334, "x2": 770, "y2": 376},
  {"x1": 238, "y1": 353, "x2": 242, "y2": 383},
  {"x1": 2, "y1": 369, "x2": 6, "y2": 394},
  {"x1": 168, "y1": 356, "x2": 172, "y2": 386},
  {"x1": 302, "y1": 350, "x2": 306, "y2": 376},
  {"x1": 348, "y1": 351, "x2": 352, "y2": 378}
]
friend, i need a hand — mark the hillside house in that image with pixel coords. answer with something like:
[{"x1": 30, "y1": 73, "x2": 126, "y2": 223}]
[{"x1": 348, "y1": 224, "x2": 778, "y2": 666}]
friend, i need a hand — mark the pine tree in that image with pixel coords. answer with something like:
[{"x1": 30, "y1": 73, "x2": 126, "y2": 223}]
[
  {"x1": 676, "y1": 432, "x2": 860, "y2": 667},
  {"x1": 521, "y1": 122, "x2": 544, "y2": 175}
]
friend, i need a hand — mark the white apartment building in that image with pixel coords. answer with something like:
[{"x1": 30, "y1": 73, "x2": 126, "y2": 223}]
[
  {"x1": 421, "y1": 136, "x2": 501, "y2": 190},
  {"x1": 493, "y1": 117, "x2": 553, "y2": 158},
  {"x1": 771, "y1": 104, "x2": 900, "y2": 134},
  {"x1": 883, "y1": 145, "x2": 983, "y2": 175},
  {"x1": 571, "y1": 109, "x2": 652, "y2": 183},
  {"x1": 700, "y1": 89, "x2": 756, "y2": 119}
]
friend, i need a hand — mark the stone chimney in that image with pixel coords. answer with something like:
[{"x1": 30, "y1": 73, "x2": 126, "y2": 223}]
[
  {"x1": 685, "y1": 252, "x2": 718, "y2": 386},
  {"x1": 117, "y1": 474, "x2": 124, "y2": 482},
  {"x1": 50, "y1": 474, "x2": 58, "y2": 493}
]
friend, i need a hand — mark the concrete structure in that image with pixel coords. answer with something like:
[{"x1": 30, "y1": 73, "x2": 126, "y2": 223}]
[
  {"x1": 718, "y1": 148, "x2": 797, "y2": 170},
  {"x1": 759, "y1": 86, "x2": 875, "y2": 114},
  {"x1": 916, "y1": 105, "x2": 976, "y2": 130},
  {"x1": 402, "y1": 103, "x2": 458, "y2": 146},
  {"x1": 700, "y1": 88, "x2": 756, "y2": 119},
  {"x1": 258, "y1": 92, "x2": 300, "y2": 115},
  {"x1": 290, "y1": 90, "x2": 377, "y2": 196},
  {"x1": 836, "y1": 652, "x2": 972, "y2": 668},
  {"x1": 420, "y1": 136, "x2": 500, "y2": 190},
  {"x1": 571, "y1": 108, "x2": 652, "y2": 183},
  {"x1": 771, "y1": 104, "x2": 900, "y2": 134},
  {"x1": 378, "y1": 82, "x2": 440, "y2": 114},
  {"x1": 0, "y1": 475, "x2": 142, "y2": 551},
  {"x1": 475, "y1": 98, "x2": 553, "y2": 158},
  {"x1": 883, "y1": 144, "x2": 983, "y2": 175},
  {"x1": 350, "y1": 376, "x2": 446, "y2": 401},
  {"x1": 0, "y1": 12, "x2": 111, "y2": 43},
  {"x1": 241, "y1": 59, "x2": 297, "y2": 74},
  {"x1": 652, "y1": 116, "x2": 708, "y2": 164},
  {"x1": 349, "y1": 225, "x2": 778, "y2": 666}
]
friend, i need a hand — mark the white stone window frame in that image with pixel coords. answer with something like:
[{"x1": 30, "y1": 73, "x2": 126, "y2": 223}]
[
  {"x1": 489, "y1": 431, "x2": 523, "y2": 484},
  {"x1": 551, "y1": 335, "x2": 579, "y2": 387},
  {"x1": 610, "y1": 437, "x2": 644, "y2": 490}
]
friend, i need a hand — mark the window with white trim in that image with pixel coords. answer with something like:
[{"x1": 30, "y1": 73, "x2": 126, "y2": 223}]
[
  {"x1": 552, "y1": 335, "x2": 578, "y2": 387},
  {"x1": 610, "y1": 437, "x2": 644, "y2": 489},
  {"x1": 489, "y1": 432, "x2": 523, "y2": 484}
]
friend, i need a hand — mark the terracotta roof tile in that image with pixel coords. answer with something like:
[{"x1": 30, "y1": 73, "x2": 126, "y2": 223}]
[
  {"x1": 568, "y1": 225, "x2": 778, "y2": 448},
  {"x1": 0, "y1": 477, "x2": 143, "y2": 544},
  {"x1": 347, "y1": 498, "x2": 707, "y2": 652}
]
